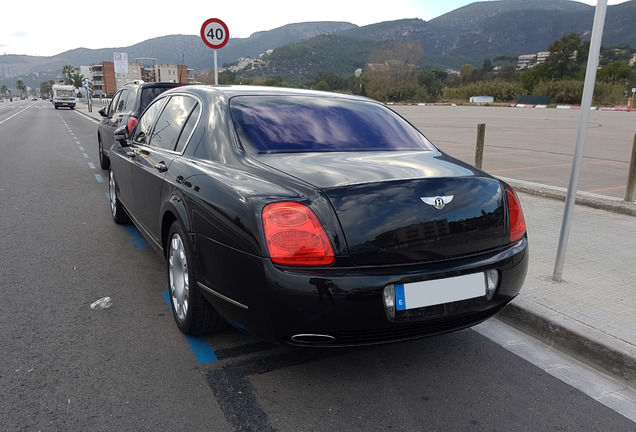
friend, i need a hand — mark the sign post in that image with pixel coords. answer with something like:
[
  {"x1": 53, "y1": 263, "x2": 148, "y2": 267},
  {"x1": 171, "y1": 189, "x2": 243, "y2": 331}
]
[
  {"x1": 200, "y1": 18, "x2": 230, "y2": 85},
  {"x1": 82, "y1": 80, "x2": 92, "y2": 112}
]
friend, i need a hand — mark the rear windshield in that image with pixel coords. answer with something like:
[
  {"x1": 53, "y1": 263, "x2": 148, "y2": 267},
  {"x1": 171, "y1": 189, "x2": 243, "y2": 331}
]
[
  {"x1": 229, "y1": 96, "x2": 434, "y2": 154},
  {"x1": 140, "y1": 86, "x2": 179, "y2": 112}
]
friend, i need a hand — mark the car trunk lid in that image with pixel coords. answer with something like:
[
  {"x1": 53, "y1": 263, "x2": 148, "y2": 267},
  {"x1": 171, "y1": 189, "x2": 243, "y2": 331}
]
[{"x1": 255, "y1": 151, "x2": 508, "y2": 265}]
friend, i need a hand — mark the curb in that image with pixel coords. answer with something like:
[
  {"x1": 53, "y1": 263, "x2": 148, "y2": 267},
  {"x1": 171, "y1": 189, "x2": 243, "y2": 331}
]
[{"x1": 498, "y1": 297, "x2": 636, "y2": 386}]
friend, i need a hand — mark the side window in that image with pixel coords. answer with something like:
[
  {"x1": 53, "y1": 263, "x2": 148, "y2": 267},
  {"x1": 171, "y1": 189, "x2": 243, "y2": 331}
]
[
  {"x1": 115, "y1": 89, "x2": 130, "y2": 113},
  {"x1": 122, "y1": 89, "x2": 135, "y2": 112},
  {"x1": 131, "y1": 97, "x2": 167, "y2": 145},
  {"x1": 175, "y1": 104, "x2": 201, "y2": 153},
  {"x1": 148, "y1": 95, "x2": 198, "y2": 151},
  {"x1": 108, "y1": 91, "x2": 121, "y2": 116}
]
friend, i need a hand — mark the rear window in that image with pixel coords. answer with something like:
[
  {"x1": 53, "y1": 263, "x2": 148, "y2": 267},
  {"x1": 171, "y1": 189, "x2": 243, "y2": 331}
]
[
  {"x1": 139, "y1": 86, "x2": 180, "y2": 113},
  {"x1": 230, "y1": 96, "x2": 434, "y2": 154}
]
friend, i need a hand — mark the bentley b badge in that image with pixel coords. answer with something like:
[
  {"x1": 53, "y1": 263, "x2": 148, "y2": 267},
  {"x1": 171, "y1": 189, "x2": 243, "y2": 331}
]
[{"x1": 420, "y1": 196, "x2": 454, "y2": 210}]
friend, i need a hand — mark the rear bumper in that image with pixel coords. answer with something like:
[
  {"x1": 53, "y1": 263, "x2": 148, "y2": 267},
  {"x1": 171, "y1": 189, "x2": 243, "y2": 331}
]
[{"x1": 197, "y1": 236, "x2": 528, "y2": 347}]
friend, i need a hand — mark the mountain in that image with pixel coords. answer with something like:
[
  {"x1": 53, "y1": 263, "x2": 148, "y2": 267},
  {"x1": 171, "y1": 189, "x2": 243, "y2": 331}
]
[
  {"x1": 2, "y1": 0, "x2": 636, "y2": 89},
  {"x1": 0, "y1": 22, "x2": 357, "y2": 89}
]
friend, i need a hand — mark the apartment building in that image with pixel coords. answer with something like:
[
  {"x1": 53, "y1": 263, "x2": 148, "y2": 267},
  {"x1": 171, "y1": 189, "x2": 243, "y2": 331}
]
[
  {"x1": 88, "y1": 60, "x2": 190, "y2": 96},
  {"x1": 517, "y1": 52, "x2": 550, "y2": 69}
]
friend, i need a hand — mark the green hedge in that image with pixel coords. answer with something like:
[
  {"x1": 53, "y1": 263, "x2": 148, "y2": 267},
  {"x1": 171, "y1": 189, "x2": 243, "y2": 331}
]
[
  {"x1": 532, "y1": 80, "x2": 625, "y2": 105},
  {"x1": 443, "y1": 81, "x2": 527, "y2": 103}
]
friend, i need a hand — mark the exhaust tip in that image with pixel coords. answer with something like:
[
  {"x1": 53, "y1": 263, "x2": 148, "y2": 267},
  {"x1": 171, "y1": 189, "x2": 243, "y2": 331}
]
[{"x1": 290, "y1": 334, "x2": 336, "y2": 344}]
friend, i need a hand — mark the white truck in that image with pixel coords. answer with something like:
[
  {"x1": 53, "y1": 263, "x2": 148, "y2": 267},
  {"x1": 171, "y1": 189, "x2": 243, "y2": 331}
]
[{"x1": 52, "y1": 84, "x2": 76, "y2": 109}]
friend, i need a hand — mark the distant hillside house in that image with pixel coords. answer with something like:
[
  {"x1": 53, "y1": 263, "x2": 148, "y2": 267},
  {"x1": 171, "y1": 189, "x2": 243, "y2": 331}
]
[{"x1": 517, "y1": 52, "x2": 550, "y2": 69}]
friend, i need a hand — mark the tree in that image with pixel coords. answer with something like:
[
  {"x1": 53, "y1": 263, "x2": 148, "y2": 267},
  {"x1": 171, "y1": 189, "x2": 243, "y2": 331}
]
[
  {"x1": 599, "y1": 43, "x2": 633, "y2": 66},
  {"x1": 457, "y1": 64, "x2": 475, "y2": 84},
  {"x1": 545, "y1": 33, "x2": 588, "y2": 79},
  {"x1": 482, "y1": 58, "x2": 494, "y2": 73},
  {"x1": 218, "y1": 70, "x2": 237, "y2": 85},
  {"x1": 496, "y1": 64, "x2": 519, "y2": 82},
  {"x1": 364, "y1": 40, "x2": 423, "y2": 99},
  {"x1": 70, "y1": 72, "x2": 85, "y2": 89},
  {"x1": 40, "y1": 80, "x2": 55, "y2": 96},
  {"x1": 597, "y1": 61, "x2": 631, "y2": 83},
  {"x1": 62, "y1": 65, "x2": 74, "y2": 84},
  {"x1": 521, "y1": 63, "x2": 549, "y2": 92},
  {"x1": 16, "y1": 80, "x2": 26, "y2": 98},
  {"x1": 415, "y1": 70, "x2": 448, "y2": 100},
  {"x1": 0, "y1": 85, "x2": 8, "y2": 96}
]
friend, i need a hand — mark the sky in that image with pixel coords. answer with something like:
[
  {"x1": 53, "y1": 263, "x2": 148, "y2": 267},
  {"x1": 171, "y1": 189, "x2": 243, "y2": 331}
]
[{"x1": 0, "y1": 0, "x2": 630, "y2": 57}]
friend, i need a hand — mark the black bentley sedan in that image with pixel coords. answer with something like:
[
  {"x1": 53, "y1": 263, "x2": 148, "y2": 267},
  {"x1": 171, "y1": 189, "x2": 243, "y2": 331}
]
[{"x1": 107, "y1": 85, "x2": 528, "y2": 346}]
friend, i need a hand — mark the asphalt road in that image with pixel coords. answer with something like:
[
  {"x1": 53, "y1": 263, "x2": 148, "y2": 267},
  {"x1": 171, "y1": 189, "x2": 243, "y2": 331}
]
[{"x1": 0, "y1": 99, "x2": 634, "y2": 431}]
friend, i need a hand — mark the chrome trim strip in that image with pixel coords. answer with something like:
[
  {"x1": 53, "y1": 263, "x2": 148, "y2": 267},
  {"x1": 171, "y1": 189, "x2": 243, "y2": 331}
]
[
  {"x1": 291, "y1": 334, "x2": 336, "y2": 343},
  {"x1": 197, "y1": 282, "x2": 249, "y2": 309}
]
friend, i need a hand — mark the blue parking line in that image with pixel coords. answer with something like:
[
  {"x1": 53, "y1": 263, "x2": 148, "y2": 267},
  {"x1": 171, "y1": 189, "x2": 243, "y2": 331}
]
[
  {"x1": 161, "y1": 290, "x2": 218, "y2": 363},
  {"x1": 124, "y1": 225, "x2": 147, "y2": 249}
]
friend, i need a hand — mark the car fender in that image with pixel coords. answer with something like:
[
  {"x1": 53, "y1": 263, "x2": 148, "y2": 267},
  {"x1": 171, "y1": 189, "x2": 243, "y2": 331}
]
[{"x1": 160, "y1": 187, "x2": 191, "y2": 256}]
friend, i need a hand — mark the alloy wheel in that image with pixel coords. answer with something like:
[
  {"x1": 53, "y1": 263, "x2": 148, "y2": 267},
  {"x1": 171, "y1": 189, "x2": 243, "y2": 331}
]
[{"x1": 169, "y1": 233, "x2": 189, "y2": 321}]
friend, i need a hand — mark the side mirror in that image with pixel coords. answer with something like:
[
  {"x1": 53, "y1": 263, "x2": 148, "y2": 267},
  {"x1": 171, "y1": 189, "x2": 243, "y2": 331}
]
[
  {"x1": 98, "y1": 107, "x2": 107, "y2": 117},
  {"x1": 113, "y1": 125, "x2": 129, "y2": 145}
]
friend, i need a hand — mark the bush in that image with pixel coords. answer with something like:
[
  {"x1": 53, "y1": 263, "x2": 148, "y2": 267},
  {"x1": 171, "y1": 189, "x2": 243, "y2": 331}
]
[
  {"x1": 443, "y1": 81, "x2": 527, "y2": 103},
  {"x1": 532, "y1": 80, "x2": 625, "y2": 105}
]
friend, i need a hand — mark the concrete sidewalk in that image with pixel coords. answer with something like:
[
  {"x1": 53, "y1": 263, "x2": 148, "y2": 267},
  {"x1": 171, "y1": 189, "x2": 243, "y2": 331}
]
[
  {"x1": 74, "y1": 102, "x2": 636, "y2": 387},
  {"x1": 499, "y1": 178, "x2": 636, "y2": 387}
]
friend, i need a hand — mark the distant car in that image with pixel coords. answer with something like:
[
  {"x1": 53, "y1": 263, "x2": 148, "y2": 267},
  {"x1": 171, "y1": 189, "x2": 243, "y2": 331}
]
[
  {"x1": 32, "y1": 97, "x2": 38, "y2": 101},
  {"x1": 107, "y1": 85, "x2": 528, "y2": 347},
  {"x1": 97, "y1": 80, "x2": 185, "y2": 169}
]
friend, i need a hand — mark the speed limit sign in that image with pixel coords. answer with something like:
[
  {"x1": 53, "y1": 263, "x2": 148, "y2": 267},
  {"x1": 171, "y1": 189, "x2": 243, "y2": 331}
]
[{"x1": 200, "y1": 18, "x2": 229, "y2": 50}]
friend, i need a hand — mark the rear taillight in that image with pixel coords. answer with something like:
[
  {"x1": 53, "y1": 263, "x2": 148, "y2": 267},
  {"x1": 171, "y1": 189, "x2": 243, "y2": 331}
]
[
  {"x1": 127, "y1": 116, "x2": 139, "y2": 131},
  {"x1": 506, "y1": 188, "x2": 526, "y2": 243},
  {"x1": 262, "y1": 202, "x2": 335, "y2": 266}
]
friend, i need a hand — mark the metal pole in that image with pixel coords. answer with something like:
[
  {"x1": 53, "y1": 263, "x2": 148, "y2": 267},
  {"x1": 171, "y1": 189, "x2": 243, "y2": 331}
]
[
  {"x1": 553, "y1": 0, "x2": 608, "y2": 282},
  {"x1": 214, "y1": 50, "x2": 219, "y2": 85},
  {"x1": 625, "y1": 134, "x2": 636, "y2": 202},
  {"x1": 475, "y1": 124, "x2": 486, "y2": 169}
]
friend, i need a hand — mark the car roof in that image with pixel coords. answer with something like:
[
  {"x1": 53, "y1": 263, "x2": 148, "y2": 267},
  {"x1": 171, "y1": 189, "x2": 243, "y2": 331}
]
[
  {"x1": 161, "y1": 85, "x2": 375, "y2": 103},
  {"x1": 123, "y1": 81, "x2": 186, "y2": 91}
]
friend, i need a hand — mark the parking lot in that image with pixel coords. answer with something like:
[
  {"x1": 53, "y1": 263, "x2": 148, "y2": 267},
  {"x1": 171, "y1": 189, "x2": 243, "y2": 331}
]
[{"x1": 393, "y1": 104, "x2": 636, "y2": 200}]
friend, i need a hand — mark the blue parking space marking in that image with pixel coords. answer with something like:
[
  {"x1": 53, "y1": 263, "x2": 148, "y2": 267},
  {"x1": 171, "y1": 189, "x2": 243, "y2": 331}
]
[
  {"x1": 95, "y1": 174, "x2": 104, "y2": 184},
  {"x1": 124, "y1": 225, "x2": 147, "y2": 249},
  {"x1": 88, "y1": 162, "x2": 95, "y2": 169},
  {"x1": 161, "y1": 290, "x2": 218, "y2": 363}
]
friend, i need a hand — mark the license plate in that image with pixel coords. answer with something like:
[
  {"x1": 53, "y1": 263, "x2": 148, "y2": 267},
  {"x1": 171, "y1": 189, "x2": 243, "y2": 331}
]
[{"x1": 395, "y1": 273, "x2": 486, "y2": 311}]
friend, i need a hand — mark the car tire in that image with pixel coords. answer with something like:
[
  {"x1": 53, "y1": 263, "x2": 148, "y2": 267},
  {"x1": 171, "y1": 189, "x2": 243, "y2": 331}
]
[
  {"x1": 109, "y1": 169, "x2": 130, "y2": 224},
  {"x1": 98, "y1": 136, "x2": 109, "y2": 169},
  {"x1": 167, "y1": 221, "x2": 226, "y2": 335}
]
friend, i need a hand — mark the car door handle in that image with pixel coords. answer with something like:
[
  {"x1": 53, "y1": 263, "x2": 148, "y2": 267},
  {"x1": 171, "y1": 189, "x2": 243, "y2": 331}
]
[{"x1": 154, "y1": 162, "x2": 168, "y2": 173}]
